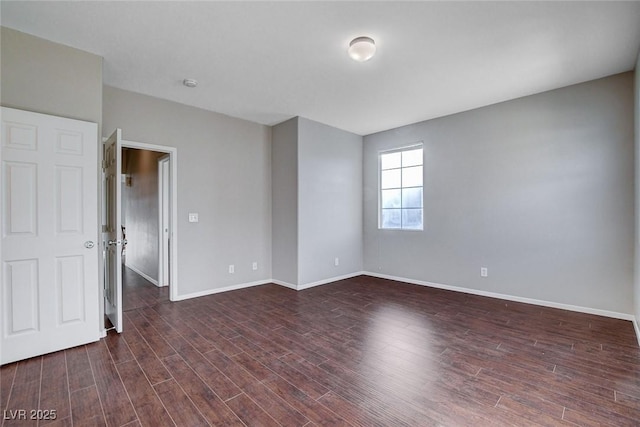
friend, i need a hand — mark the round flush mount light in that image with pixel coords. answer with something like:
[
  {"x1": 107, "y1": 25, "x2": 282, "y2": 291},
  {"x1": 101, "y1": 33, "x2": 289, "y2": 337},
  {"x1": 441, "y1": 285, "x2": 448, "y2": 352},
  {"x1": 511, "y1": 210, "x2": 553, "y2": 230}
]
[
  {"x1": 183, "y1": 78, "x2": 198, "y2": 88},
  {"x1": 348, "y1": 36, "x2": 376, "y2": 62}
]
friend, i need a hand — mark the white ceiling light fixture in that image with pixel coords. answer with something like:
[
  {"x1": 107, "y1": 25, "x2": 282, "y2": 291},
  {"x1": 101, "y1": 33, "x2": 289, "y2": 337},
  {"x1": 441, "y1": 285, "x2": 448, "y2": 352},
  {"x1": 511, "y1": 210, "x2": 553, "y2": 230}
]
[
  {"x1": 183, "y1": 78, "x2": 198, "y2": 88},
  {"x1": 348, "y1": 36, "x2": 376, "y2": 62}
]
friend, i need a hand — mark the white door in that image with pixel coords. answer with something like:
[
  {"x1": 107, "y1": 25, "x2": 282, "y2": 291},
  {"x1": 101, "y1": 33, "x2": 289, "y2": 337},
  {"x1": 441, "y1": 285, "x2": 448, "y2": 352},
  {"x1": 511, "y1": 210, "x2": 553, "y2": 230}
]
[
  {"x1": 1, "y1": 107, "x2": 100, "y2": 364},
  {"x1": 158, "y1": 156, "x2": 170, "y2": 287},
  {"x1": 104, "y1": 129, "x2": 123, "y2": 332}
]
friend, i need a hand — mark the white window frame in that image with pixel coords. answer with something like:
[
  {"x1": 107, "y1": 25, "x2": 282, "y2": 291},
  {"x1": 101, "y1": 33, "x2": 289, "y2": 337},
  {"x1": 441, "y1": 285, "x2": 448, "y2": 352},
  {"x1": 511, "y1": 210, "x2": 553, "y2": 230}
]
[{"x1": 378, "y1": 143, "x2": 424, "y2": 230}]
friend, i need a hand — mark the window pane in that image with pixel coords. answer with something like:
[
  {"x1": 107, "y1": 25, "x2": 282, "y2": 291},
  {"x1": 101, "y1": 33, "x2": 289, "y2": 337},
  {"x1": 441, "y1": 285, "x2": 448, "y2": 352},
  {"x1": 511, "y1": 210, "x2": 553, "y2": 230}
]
[
  {"x1": 402, "y1": 187, "x2": 422, "y2": 208},
  {"x1": 402, "y1": 209, "x2": 423, "y2": 229},
  {"x1": 402, "y1": 166, "x2": 423, "y2": 187},
  {"x1": 381, "y1": 169, "x2": 401, "y2": 189},
  {"x1": 381, "y1": 152, "x2": 401, "y2": 170},
  {"x1": 402, "y1": 148, "x2": 423, "y2": 167},
  {"x1": 381, "y1": 189, "x2": 401, "y2": 208},
  {"x1": 381, "y1": 209, "x2": 401, "y2": 228}
]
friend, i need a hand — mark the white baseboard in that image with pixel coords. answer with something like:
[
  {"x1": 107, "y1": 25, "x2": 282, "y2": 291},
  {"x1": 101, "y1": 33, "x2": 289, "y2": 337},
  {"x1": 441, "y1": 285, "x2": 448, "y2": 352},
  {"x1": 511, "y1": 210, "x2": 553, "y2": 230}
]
[
  {"x1": 634, "y1": 319, "x2": 640, "y2": 348},
  {"x1": 271, "y1": 280, "x2": 297, "y2": 290},
  {"x1": 364, "y1": 271, "x2": 636, "y2": 322},
  {"x1": 173, "y1": 279, "x2": 272, "y2": 301},
  {"x1": 272, "y1": 271, "x2": 365, "y2": 291},
  {"x1": 126, "y1": 263, "x2": 159, "y2": 287},
  {"x1": 297, "y1": 271, "x2": 366, "y2": 291}
]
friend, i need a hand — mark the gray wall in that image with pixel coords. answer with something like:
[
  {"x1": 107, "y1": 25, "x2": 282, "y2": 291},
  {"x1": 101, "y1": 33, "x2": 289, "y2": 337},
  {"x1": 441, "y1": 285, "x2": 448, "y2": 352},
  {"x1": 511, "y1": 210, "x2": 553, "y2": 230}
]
[
  {"x1": 271, "y1": 118, "x2": 299, "y2": 285},
  {"x1": 298, "y1": 117, "x2": 363, "y2": 285},
  {"x1": 122, "y1": 149, "x2": 164, "y2": 282},
  {"x1": 0, "y1": 27, "x2": 102, "y2": 127},
  {"x1": 271, "y1": 116, "x2": 363, "y2": 287},
  {"x1": 103, "y1": 86, "x2": 272, "y2": 297},
  {"x1": 364, "y1": 73, "x2": 635, "y2": 314}
]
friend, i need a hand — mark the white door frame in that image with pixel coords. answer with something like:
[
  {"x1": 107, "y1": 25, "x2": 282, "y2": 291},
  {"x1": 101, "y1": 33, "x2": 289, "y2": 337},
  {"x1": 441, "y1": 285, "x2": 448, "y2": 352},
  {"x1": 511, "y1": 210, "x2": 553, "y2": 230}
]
[
  {"x1": 121, "y1": 139, "x2": 179, "y2": 301},
  {"x1": 158, "y1": 155, "x2": 170, "y2": 288}
]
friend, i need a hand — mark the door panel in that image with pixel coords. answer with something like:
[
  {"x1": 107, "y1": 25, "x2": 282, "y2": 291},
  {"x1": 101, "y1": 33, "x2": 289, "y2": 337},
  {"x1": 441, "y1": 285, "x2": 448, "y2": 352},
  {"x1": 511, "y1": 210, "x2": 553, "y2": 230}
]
[
  {"x1": 56, "y1": 166, "x2": 84, "y2": 234},
  {"x1": 3, "y1": 162, "x2": 37, "y2": 236},
  {"x1": 56, "y1": 255, "x2": 85, "y2": 324},
  {"x1": 1, "y1": 107, "x2": 99, "y2": 365},
  {"x1": 5, "y1": 259, "x2": 39, "y2": 335},
  {"x1": 104, "y1": 129, "x2": 123, "y2": 332}
]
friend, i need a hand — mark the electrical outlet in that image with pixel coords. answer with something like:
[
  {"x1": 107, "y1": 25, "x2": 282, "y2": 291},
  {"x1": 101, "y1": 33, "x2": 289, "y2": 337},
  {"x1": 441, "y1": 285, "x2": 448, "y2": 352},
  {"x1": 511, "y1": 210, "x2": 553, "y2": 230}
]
[
  {"x1": 228, "y1": 264, "x2": 235, "y2": 274},
  {"x1": 188, "y1": 213, "x2": 199, "y2": 223},
  {"x1": 252, "y1": 262, "x2": 258, "y2": 271},
  {"x1": 334, "y1": 257, "x2": 339, "y2": 266},
  {"x1": 481, "y1": 267, "x2": 488, "y2": 277}
]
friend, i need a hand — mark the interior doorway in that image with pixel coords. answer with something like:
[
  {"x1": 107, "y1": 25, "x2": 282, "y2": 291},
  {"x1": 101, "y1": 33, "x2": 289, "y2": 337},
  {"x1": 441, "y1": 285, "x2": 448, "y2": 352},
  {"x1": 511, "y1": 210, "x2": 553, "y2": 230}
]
[
  {"x1": 122, "y1": 139, "x2": 178, "y2": 301},
  {"x1": 121, "y1": 147, "x2": 170, "y2": 312},
  {"x1": 103, "y1": 134, "x2": 178, "y2": 333}
]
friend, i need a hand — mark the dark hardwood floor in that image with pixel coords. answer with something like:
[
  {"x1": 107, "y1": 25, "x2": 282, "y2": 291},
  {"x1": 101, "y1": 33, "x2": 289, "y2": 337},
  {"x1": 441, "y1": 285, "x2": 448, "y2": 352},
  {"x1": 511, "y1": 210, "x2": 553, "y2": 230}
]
[
  {"x1": 2, "y1": 275, "x2": 640, "y2": 426},
  {"x1": 122, "y1": 266, "x2": 169, "y2": 312}
]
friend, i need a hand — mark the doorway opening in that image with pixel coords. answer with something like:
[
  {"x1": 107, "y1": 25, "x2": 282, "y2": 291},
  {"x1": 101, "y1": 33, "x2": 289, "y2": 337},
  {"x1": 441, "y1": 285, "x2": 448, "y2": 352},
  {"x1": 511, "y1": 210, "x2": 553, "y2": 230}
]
[
  {"x1": 121, "y1": 147, "x2": 170, "y2": 312},
  {"x1": 103, "y1": 133, "x2": 178, "y2": 333}
]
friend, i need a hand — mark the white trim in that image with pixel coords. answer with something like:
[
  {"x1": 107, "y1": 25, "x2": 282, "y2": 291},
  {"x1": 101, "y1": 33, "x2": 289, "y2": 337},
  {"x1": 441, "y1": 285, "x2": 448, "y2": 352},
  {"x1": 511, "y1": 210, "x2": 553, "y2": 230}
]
[
  {"x1": 634, "y1": 319, "x2": 640, "y2": 348},
  {"x1": 272, "y1": 280, "x2": 298, "y2": 290},
  {"x1": 125, "y1": 263, "x2": 159, "y2": 287},
  {"x1": 297, "y1": 271, "x2": 366, "y2": 291},
  {"x1": 364, "y1": 271, "x2": 636, "y2": 321},
  {"x1": 173, "y1": 279, "x2": 272, "y2": 301},
  {"x1": 272, "y1": 271, "x2": 365, "y2": 291}
]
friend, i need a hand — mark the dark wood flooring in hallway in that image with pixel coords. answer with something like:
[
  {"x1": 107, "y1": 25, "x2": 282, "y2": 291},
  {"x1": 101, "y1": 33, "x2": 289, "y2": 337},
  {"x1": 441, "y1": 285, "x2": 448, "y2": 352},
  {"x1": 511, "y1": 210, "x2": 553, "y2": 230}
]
[
  {"x1": 122, "y1": 266, "x2": 169, "y2": 312},
  {"x1": 2, "y1": 275, "x2": 640, "y2": 426}
]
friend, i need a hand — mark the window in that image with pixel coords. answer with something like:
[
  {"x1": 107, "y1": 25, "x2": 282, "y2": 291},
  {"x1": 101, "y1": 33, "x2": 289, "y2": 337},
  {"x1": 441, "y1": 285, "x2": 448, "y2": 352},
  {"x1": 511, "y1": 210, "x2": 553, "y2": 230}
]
[{"x1": 379, "y1": 145, "x2": 423, "y2": 230}]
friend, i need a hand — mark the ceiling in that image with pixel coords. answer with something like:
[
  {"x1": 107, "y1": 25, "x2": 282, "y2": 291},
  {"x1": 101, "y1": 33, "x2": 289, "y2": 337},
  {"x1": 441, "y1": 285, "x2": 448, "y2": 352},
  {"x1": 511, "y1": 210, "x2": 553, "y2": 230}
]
[{"x1": 2, "y1": 1, "x2": 640, "y2": 136}]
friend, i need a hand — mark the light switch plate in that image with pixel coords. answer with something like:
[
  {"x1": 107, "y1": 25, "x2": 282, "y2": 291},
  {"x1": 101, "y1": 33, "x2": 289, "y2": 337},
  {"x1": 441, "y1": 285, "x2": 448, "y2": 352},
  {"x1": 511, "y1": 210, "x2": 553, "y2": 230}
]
[{"x1": 188, "y1": 213, "x2": 199, "y2": 223}]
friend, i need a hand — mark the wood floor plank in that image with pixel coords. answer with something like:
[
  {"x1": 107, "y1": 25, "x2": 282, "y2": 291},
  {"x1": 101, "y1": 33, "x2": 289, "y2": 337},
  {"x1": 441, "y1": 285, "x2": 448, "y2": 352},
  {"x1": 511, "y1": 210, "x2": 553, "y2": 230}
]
[
  {"x1": 263, "y1": 357, "x2": 329, "y2": 400},
  {"x1": 163, "y1": 335, "x2": 242, "y2": 402},
  {"x1": 161, "y1": 354, "x2": 243, "y2": 426},
  {"x1": 104, "y1": 331, "x2": 135, "y2": 365},
  {"x1": 153, "y1": 379, "x2": 209, "y2": 427},
  {"x1": 230, "y1": 351, "x2": 278, "y2": 383},
  {"x1": 262, "y1": 375, "x2": 351, "y2": 426},
  {"x1": 40, "y1": 416, "x2": 73, "y2": 427},
  {"x1": 116, "y1": 360, "x2": 175, "y2": 426},
  {"x1": 202, "y1": 348, "x2": 261, "y2": 390},
  {"x1": 318, "y1": 391, "x2": 414, "y2": 427},
  {"x1": 240, "y1": 381, "x2": 310, "y2": 426},
  {"x1": 121, "y1": 328, "x2": 172, "y2": 385},
  {"x1": 69, "y1": 385, "x2": 105, "y2": 425},
  {"x1": 495, "y1": 395, "x2": 575, "y2": 427},
  {"x1": 225, "y1": 393, "x2": 280, "y2": 427},
  {"x1": 0, "y1": 363, "x2": 17, "y2": 412},
  {"x1": 125, "y1": 311, "x2": 177, "y2": 359},
  {"x1": 65, "y1": 346, "x2": 95, "y2": 392},
  {"x1": 12, "y1": 357, "x2": 42, "y2": 386},
  {"x1": 86, "y1": 342, "x2": 137, "y2": 427},
  {"x1": 3, "y1": 378, "x2": 40, "y2": 426},
  {"x1": 39, "y1": 352, "x2": 71, "y2": 424}
]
